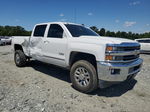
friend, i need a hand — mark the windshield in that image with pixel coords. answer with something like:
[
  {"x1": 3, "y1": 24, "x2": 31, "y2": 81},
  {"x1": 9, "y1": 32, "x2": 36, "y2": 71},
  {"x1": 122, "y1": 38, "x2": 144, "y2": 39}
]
[{"x1": 65, "y1": 24, "x2": 99, "y2": 37}]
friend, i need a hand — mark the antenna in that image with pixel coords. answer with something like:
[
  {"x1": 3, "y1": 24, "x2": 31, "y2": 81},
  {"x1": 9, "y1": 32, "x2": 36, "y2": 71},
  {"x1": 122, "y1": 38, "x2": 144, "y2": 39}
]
[{"x1": 74, "y1": 8, "x2": 77, "y2": 23}]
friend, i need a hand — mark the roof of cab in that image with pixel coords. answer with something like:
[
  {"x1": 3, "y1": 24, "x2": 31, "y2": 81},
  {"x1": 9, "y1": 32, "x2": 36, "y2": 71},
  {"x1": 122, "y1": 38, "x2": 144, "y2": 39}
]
[{"x1": 36, "y1": 22, "x2": 82, "y2": 26}]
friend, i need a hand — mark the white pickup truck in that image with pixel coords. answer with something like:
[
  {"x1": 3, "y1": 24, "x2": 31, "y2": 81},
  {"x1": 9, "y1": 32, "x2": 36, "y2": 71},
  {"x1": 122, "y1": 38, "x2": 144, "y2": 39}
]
[{"x1": 12, "y1": 22, "x2": 143, "y2": 93}]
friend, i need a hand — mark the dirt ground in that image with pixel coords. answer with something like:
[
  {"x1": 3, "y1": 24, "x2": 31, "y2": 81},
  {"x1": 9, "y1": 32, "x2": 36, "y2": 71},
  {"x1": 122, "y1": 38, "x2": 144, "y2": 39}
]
[{"x1": 0, "y1": 45, "x2": 150, "y2": 112}]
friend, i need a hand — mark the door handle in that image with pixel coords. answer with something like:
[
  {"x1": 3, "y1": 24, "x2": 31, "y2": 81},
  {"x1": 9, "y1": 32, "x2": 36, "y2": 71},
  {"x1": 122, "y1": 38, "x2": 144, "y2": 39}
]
[{"x1": 44, "y1": 40, "x2": 49, "y2": 43}]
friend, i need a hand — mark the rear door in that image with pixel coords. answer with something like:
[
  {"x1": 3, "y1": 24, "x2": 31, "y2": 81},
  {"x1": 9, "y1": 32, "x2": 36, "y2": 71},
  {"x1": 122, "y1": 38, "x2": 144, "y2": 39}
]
[
  {"x1": 29, "y1": 24, "x2": 47, "y2": 60},
  {"x1": 42, "y1": 24, "x2": 68, "y2": 67}
]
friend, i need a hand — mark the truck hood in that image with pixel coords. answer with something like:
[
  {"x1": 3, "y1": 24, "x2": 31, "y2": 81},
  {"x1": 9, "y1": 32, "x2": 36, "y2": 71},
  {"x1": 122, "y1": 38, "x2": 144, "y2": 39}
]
[{"x1": 70, "y1": 36, "x2": 137, "y2": 45}]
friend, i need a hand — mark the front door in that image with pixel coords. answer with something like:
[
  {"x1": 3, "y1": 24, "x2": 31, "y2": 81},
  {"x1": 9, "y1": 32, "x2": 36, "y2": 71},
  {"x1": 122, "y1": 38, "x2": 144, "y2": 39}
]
[{"x1": 42, "y1": 24, "x2": 68, "y2": 67}]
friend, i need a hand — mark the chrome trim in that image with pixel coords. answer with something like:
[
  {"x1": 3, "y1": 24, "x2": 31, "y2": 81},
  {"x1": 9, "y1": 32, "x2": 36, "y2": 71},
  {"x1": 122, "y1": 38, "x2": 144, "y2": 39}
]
[
  {"x1": 105, "y1": 58, "x2": 138, "y2": 63},
  {"x1": 140, "y1": 50, "x2": 150, "y2": 54},
  {"x1": 106, "y1": 42, "x2": 140, "y2": 47},
  {"x1": 129, "y1": 67, "x2": 140, "y2": 75},
  {"x1": 96, "y1": 58, "x2": 143, "y2": 82},
  {"x1": 106, "y1": 50, "x2": 140, "y2": 56}
]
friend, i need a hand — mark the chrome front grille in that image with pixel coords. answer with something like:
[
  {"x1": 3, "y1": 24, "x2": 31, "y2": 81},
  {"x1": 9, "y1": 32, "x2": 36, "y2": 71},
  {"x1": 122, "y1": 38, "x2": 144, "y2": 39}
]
[
  {"x1": 123, "y1": 55, "x2": 139, "y2": 61},
  {"x1": 105, "y1": 42, "x2": 140, "y2": 63},
  {"x1": 117, "y1": 46, "x2": 140, "y2": 51},
  {"x1": 115, "y1": 54, "x2": 139, "y2": 61}
]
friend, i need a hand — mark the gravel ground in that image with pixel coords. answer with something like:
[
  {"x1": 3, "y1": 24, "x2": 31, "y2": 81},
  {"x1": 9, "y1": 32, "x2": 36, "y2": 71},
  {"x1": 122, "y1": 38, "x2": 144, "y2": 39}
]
[{"x1": 0, "y1": 45, "x2": 150, "y2": 112}]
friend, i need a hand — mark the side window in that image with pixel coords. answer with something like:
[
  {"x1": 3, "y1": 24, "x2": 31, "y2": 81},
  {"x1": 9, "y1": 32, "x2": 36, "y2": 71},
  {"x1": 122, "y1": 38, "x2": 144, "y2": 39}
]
[
  {"x1": 33, "y1": 25, "x2": 47, "y2": 37},
  {"x1": 47, "y1": 24, "x2": 64, "y2": 38},
  {"x1": 137, "y1": 40, "x2": 150, "y2": 43},
  {"x1": 145, "y1": 40, "x2": 150, "y2": 43}
]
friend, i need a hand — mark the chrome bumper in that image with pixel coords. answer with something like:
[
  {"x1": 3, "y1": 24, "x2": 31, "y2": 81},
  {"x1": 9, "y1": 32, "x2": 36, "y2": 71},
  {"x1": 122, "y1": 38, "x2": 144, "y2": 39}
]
[{"x1": 97, "y1": 58, "x2": 143, "y2": 82}]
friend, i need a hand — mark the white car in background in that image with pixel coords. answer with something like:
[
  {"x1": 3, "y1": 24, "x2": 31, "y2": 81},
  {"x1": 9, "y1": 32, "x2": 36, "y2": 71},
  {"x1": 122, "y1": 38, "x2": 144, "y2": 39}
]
[
  {"x1": 135, "y1": 38, "x2": 150, "y2": 53},
  {"x1": 4, "y1": 37, "x2": 12, "y2": 45},
  {"x1": 0, "y1": 37, "x2": 12, "y2": 45},
  {"x1": 0, "y1": 39, "x2": 2, "y2": 45},
  {"x1": 0, "y1": 38, "x2": 6, "y2": 45}
]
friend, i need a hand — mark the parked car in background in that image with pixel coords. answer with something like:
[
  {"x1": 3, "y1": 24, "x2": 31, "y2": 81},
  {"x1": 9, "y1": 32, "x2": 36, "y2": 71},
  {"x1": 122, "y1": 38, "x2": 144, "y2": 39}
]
[
  {"x1": 0, "y1": 38, "x2": 6, "y2": 45},
  {"x1": 4, "y1": 37, "x2": 12, "y2": 45},
  {"x1": 135, "y1": 38, "x2": 150, "y2": 53},
  {"x1": 0, "y1": 39, "x2": 2, "y2": 45},
  {"x1": 0, "y1": 36, "x2": 12, "y2": 45}
]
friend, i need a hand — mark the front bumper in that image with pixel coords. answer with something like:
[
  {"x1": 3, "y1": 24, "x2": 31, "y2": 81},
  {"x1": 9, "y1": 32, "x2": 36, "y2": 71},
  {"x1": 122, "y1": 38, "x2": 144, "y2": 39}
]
[{"x1": 97, "y1": 58, "x2": 143, "y2": 82}]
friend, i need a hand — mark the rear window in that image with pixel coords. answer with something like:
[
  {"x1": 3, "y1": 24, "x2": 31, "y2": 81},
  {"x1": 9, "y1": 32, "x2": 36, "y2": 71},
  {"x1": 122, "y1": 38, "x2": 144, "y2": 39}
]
[{"x1": 33, "y1": 25, "x2": 47, "y2": 37}]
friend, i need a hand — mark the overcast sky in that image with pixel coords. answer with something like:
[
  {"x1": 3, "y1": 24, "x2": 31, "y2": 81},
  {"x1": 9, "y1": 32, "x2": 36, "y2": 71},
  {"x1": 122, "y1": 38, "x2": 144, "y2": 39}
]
[{"x1": 0, "y1": 0, "x2": 150, "y2": 33}]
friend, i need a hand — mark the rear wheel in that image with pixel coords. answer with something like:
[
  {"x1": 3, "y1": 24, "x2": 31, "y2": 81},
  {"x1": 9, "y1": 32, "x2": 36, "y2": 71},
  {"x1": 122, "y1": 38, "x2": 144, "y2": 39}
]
[
  {"x1": 14, "y1": 50, "x2": 27, "y2": 67},
  {"x1": 70, "y1": 60, "x2": 98, "y2": 93}
]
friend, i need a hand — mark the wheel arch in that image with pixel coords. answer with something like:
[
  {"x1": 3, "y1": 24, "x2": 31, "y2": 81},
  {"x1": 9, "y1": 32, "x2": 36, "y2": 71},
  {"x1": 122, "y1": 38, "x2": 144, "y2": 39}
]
[
  {"x1": 14, "y1": 44, "x2": 24, "y2": 52},
  {"x1": 69, "y1": 51, "x2": 97, "y2": 70}
]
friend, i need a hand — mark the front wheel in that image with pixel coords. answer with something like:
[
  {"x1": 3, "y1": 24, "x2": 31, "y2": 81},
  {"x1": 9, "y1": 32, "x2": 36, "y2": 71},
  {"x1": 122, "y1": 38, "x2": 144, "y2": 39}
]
[
  {"x1": 14, "y1": 50, "x2": 27, "y2": 67},
  {"x1": 70, "y1": 60, "x2": 98, "y2": 93}
]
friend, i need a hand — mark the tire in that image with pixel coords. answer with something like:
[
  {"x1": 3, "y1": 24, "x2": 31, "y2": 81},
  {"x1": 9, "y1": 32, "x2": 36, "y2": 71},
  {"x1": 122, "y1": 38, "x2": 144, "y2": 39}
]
[
  {"x1": 70, "y1": 60, "x2": 98, "y2": 93},
  {"x1": 14, "y1": 50, "x2": 27, "y2": 67}
]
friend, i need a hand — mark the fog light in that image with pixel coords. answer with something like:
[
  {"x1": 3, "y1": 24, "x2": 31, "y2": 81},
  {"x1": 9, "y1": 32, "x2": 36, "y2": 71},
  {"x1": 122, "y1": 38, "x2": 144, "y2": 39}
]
[
  {"x1": 111, "y1": 69, "x2": 120, "y2": 75},
  {"x1": 105, "y1": 55, "x2": 113, "y2": 61}
]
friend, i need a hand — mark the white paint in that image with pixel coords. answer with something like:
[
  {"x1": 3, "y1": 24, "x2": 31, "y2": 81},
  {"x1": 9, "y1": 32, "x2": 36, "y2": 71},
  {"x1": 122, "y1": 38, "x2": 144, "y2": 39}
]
[{"x1": 12, "y1": 22, "x2": 137, "y2": 68}]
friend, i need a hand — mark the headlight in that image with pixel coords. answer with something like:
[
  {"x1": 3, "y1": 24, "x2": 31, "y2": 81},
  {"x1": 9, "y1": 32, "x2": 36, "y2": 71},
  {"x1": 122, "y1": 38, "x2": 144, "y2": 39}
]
[
  {"x1": 105, "y1": 45, "x2": 116, "y2": 61},
  {"x1": 106, "y1": 46, "x2": 117, "y2": 51},
  {"x1": 106, "y1": 46, "x2": 113, "y2": 51}
]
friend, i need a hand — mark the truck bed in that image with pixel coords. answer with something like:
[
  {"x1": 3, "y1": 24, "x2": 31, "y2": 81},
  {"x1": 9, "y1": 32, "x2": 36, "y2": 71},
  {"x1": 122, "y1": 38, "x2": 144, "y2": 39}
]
[{"x1": 12, "y1": 36, "x2": 30, "y2": 56}]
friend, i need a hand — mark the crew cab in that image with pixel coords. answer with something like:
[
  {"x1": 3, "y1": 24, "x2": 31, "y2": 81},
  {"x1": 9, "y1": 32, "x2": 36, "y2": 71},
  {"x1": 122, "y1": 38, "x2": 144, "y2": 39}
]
[{"x1": 12, "y1": 22, "x2": 143, "y2": 93}]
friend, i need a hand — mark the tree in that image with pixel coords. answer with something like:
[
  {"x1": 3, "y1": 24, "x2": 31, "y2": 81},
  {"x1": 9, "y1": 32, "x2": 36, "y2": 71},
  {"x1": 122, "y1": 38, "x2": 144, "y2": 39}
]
[
  {"x1": 120, "y1": 32, "x2": 127, "y2": 38},
  {"x1": 105, "y1": 31, "x2": 111, "y2": 36},
  {"x1": 99, "y1": 28, "x2": 105, "y2": 36},
  {"x1": 127, "y1": 32, "x2": 133, "y2": 39},
  {"x1": 116, "y1": 31, "x2": 121, "y2": 37},
  {"x1": 0, "y1": 25, "x2": 150, "y2": 39},
  {"x1": 90, "y1": 26, "x2": 99, "y2": 33},
  {"x1": 110, "y1": 32, "x2": 116, "y2": 37},
  {"x1": 0, "y1": 25, "x2": 31, "y2": 36}
]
